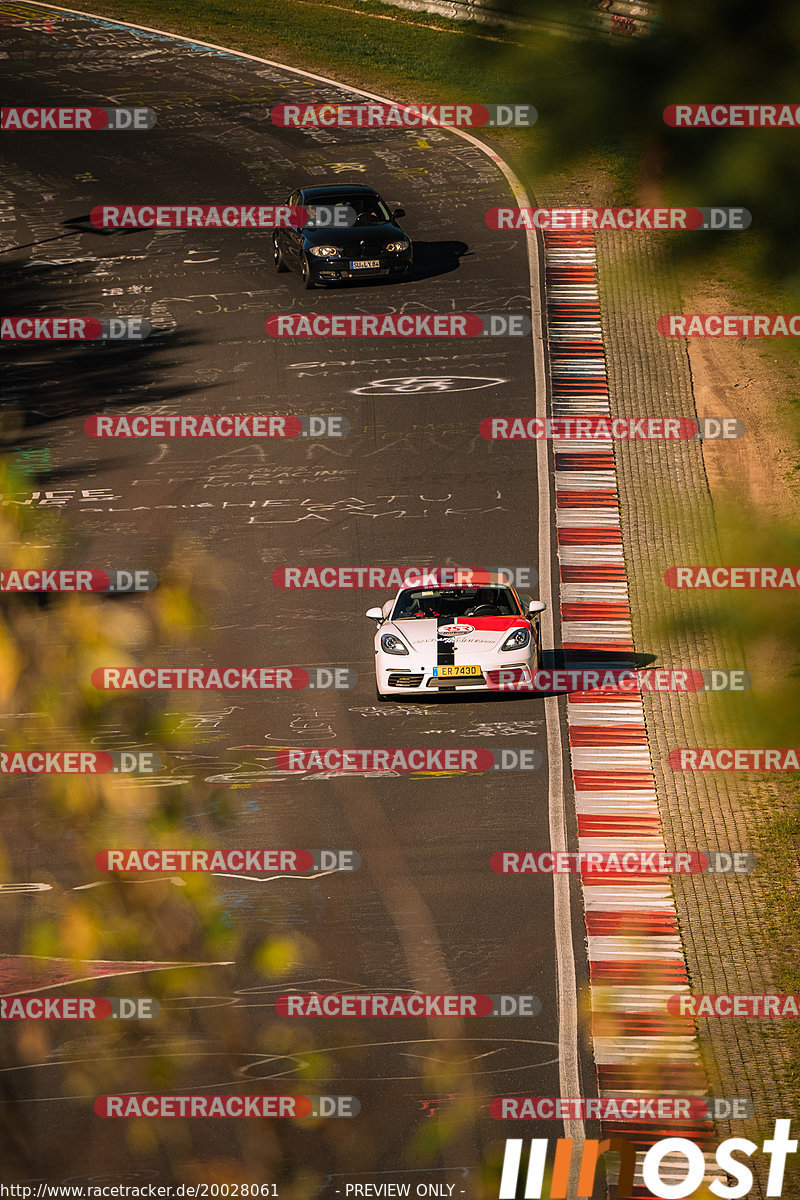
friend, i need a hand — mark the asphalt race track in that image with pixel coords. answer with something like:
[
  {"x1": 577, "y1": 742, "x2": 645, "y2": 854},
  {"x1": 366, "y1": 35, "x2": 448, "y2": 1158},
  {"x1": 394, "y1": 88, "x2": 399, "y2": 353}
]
[{"x1": 0, "y1": 6, "x2": 596, "y2": 1193}]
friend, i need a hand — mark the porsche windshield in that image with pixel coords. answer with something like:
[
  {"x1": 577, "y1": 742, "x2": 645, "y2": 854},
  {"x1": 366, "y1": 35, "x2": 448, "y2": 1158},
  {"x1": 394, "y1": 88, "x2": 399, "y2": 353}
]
[{"x1": 392, "y1": 586, "x2": 521, "y2": 620}]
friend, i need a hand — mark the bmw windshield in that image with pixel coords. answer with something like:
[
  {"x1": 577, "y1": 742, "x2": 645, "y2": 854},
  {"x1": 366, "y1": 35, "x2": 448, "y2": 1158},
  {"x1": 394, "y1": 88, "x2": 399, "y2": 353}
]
[{"x1": 306, "y1": 193, "x2": 392, "y2": 226}]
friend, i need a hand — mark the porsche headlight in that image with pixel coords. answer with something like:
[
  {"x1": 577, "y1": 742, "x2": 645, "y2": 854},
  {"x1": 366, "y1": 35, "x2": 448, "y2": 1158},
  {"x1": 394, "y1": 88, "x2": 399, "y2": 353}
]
[
  {"x1": 501, "y1": 627, "x2": 530, "y2": 651},
  {"x1": 381, "y1": 632, "x2": 409, "y2": 656},
  {"x1": 385, "y1": 239, "x2": 409, "y2": 252},
  {"x1": 309, "y1": 245, "x2": 342, "y2": 257}
]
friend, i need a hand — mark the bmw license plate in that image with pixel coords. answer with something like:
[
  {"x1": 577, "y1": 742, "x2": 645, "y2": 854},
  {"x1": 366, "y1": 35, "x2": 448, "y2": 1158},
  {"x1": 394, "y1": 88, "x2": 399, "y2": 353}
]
[
  {"x1": 351, "y1": 259, "x2": 380, "y2": 269},
  {"x1": 433, "y1": 665, "x2": 481, "y2": 678}
]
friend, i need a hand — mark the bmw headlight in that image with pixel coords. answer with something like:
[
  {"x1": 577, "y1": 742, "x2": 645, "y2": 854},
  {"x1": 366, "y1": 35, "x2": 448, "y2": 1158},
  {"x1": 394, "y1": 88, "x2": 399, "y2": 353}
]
[
  {"x1": 385, "y1": 239, "x2": 409, "y2": 253},
  {"x1": 381, "y1": 632, "x2": 409, "y2": 656},
  {"x1": 501, "y1": 627, "x2": 531, "y2": 652},
  {"x1": 308, "y1": 245, "x2": 342, "y2": 258}
]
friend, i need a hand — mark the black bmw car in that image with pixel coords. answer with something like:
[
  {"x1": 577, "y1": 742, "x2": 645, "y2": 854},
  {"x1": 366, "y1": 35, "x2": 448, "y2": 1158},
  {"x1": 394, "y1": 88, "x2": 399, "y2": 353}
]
[{"x1": 273, "y1": 183, "x2": 413, "y2": 288}]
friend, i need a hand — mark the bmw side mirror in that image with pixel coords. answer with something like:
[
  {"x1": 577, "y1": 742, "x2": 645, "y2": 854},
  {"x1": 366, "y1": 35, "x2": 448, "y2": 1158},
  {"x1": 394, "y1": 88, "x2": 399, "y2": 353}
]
[
  {"x1": 391, "y1": 207, "x2": 405, "y2": 219},
  {"x1": 528, "y1": 600, "x2": 547, "y2": 615},
  {"x1": 366, "y1": 607, "x2": 384, "y2": 620}
]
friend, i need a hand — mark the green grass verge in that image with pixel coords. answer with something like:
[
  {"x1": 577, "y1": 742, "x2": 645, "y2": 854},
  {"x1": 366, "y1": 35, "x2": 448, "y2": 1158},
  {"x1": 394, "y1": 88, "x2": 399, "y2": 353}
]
[
  {"x1": 752, "y1": 787, "x2": 800, "y2": 1086},
  {"x1": 71, "y1": 0, "x2": 517, "y2": 106}
]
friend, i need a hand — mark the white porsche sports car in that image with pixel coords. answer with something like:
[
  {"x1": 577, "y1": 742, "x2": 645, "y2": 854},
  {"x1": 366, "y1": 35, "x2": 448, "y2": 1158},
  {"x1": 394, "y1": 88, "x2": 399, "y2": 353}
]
[{"x1": 366, "y1": 574, "x2": 546, "y2": 699}]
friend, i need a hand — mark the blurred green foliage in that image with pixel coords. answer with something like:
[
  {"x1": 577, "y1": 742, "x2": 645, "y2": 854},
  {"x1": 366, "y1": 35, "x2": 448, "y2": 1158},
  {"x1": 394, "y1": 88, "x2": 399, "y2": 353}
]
[{"x1": 464, "y1": 0, "x2": 800, "y2": 292}]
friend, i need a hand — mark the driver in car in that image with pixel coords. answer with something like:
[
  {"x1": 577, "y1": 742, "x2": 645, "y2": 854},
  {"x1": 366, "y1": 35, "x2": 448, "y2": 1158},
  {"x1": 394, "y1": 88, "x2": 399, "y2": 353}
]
[
  {"x1": 355, "y1": 203, "x2": 381, "y2": 224},
  {"x1": 467, "y1": 588, "x2": 503, "y2": 615}
]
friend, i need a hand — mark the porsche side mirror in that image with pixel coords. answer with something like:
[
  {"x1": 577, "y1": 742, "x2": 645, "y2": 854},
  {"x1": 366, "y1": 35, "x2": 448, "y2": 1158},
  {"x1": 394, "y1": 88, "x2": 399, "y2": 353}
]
[
  {"x1": 366, "y1": 607, "x2": 384, "y2": 620},
  {"x1": 528, "y1": 600, "x2": 547, "y2": 615},
  {"x1": 391, "y1": 207, "x2": 405, "y2": 219}
]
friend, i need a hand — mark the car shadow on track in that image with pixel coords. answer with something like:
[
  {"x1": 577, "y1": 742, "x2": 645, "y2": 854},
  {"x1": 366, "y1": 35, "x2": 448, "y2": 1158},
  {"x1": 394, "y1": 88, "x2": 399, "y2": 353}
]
[{"x1": 408, "y1": 239, "x2": 470, "y2": 281}]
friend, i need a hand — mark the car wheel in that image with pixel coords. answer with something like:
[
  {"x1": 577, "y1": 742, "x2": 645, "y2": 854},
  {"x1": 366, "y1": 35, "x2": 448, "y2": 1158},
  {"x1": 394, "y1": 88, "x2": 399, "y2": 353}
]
[
  {"x1": 273, "y1": 237, "x2": 288, "y2": 273},
  {"x1": 300, "y1": 254, "x2": 316, "y2": 290}
]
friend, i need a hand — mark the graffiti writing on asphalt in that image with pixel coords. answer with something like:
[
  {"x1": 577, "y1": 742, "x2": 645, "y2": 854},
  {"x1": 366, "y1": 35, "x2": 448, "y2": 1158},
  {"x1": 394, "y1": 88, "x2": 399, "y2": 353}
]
[
  {"x1": 353, "y1": 376, "x2": 506, "y2": 394},
  {"x1": 10, "y1": 492, "x2": 509, "y2": 520}
]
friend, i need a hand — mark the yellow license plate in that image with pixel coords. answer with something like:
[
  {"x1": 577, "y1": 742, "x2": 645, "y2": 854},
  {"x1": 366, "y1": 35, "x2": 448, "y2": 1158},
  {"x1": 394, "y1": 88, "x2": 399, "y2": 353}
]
[{"x1": 435, "y1": 665, "x2": 481, "y2": 678}]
